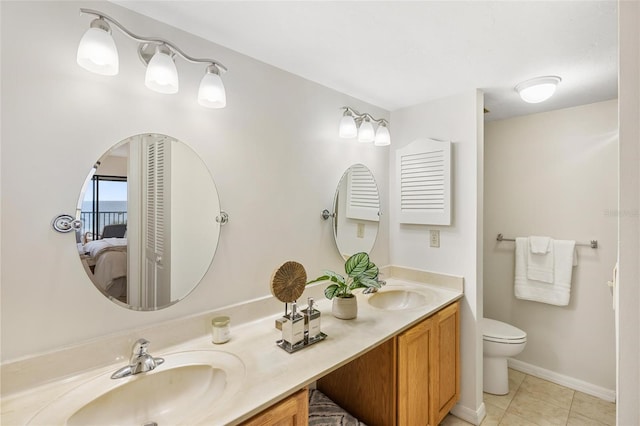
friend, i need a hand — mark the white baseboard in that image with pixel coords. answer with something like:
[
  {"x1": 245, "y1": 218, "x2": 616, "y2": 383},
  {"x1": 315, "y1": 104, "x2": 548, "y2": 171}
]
[
  {"x1": 508, "y1": 358, "x2": 616, "y2": 402},
  {"x1": 450, "y1": 401, "x2": 486, "y2": 426}
]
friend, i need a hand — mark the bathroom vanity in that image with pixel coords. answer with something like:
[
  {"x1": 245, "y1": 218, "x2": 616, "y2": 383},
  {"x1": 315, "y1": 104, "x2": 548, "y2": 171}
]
[
  {"x1": 0, "y1": 266, "x2": 463, "y2": 426},
  {"x1": 241, "y1": 300, "x2": 459, "y2": 426}
]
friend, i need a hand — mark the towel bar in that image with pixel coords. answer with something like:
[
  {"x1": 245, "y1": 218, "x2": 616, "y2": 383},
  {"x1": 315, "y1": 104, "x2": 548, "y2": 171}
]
[{"x1": 496, "y1": 233, "x2": 598, "y2": 249}]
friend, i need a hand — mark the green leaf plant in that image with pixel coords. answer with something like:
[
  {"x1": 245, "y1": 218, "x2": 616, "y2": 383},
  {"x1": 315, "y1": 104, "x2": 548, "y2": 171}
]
[{"x1": 307, "y1": 252, "x2": 381, "y2": 300}]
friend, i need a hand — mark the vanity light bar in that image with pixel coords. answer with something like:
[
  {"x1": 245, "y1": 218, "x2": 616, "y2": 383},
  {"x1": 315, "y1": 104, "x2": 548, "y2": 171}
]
[
  {"x1": 339, "y1": 107, "x2": 391, "y2": 146},
  {"x1": 77, "y1": 8, "x2": 228, "y2": 108}
]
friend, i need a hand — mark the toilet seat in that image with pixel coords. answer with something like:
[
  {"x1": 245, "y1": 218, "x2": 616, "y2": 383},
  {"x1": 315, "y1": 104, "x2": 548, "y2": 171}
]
[{"x1": 483, "y1": 318, "x2": 527, "y2": 344}]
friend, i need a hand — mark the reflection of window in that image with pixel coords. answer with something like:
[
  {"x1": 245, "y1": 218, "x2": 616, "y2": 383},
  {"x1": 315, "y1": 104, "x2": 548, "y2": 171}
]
[
  {"x1": 346, "y1": 166, "x2": 380, "y2": 222},
  {"x1": 81, "y1": 176, "x2": 127, "y2": 238}
]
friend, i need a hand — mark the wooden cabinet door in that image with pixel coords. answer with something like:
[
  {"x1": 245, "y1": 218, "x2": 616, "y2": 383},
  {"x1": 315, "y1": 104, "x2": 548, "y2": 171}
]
[
  {"x1": 240, "y1": 388, "x2": 309, "y2": 426},
  {"x1": 433, "y1": 301, "x2": 460, "y2": 425},
  {"x1": 397, "y1": 318, "x2": 433, "y2": 426}
]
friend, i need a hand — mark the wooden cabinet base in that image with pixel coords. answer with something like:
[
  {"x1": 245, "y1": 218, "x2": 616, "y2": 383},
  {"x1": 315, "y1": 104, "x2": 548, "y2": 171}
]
[
  {"x1": 240, "y1": 388, "x2": 309, "y2": 426},
  {"x1": 318, "y1": 301, "x2": 460, "y2": 426},
  {"x1": 318, "y1": 338, "x2": 396, "y2": 425},
  {"x1": 433, "y1": 302, "x2": 461, "y2": 423},
  {"x1": 397, "y1": 316, "x2": 433, "y2": 426}
]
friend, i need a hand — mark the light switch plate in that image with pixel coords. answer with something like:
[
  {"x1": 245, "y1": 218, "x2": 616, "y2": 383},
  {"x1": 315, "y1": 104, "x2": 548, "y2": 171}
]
[
  {"x1": 357, "y1": 223, "x2": 365, "y2": 238},
  {"x1": 430, "y1": 230, "x2": 440, "y2": 248}
]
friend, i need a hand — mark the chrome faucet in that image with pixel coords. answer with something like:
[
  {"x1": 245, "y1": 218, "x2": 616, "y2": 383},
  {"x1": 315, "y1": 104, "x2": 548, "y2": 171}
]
[
  {"x1": 111, "y1": 338, "x2": 165, "y2": 379},
  {"x1": 363, "y1": 278, "x2": 387, "y2": 294}
]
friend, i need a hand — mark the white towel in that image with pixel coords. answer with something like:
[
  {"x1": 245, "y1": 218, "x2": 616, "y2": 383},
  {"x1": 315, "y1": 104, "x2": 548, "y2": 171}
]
[
  {"x1": 553, "y1": 239, "x2": 578, "y2": 284},
  {"x1": 515, "y1": 237, "x2": 577, "y2": 306},
  {"x1": 529, "y1": 236, "x2": 551, "y2": 254},
  {"x1": 527, "y1": 236, "x2": 554, "y2": 283}
]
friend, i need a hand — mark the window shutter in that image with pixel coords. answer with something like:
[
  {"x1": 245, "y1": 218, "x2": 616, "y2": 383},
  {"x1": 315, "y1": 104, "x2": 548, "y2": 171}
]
[{"x1": 396, "y1": 138, "x2": 451, "y2": 225}]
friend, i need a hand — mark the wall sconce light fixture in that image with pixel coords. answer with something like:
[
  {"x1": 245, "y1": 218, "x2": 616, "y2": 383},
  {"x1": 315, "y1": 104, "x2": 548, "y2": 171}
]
[
  {"x1": 77, "y1": 8, "x2": 228, "y2": 108},
  {"x1": 515, "y1": 76, "x2": 561, "y2": 104},
  {"x1": 339, "y1": 107, "x2": 391, "y2": 146}
]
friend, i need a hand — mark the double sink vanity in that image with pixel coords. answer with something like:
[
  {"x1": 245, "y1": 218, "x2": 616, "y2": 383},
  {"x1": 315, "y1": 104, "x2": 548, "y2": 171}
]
[
  {"x1": 1, "y1": 266, "x2": 463, "y2": 426},
  {"x1": 5, "y1": 136, "x2": 464, "y2": 425}
]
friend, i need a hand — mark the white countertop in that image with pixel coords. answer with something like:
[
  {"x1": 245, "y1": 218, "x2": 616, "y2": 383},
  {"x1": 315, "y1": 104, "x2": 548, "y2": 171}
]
[{"x1": 1, "y1": 267, "x2": 463, "y2": 426}]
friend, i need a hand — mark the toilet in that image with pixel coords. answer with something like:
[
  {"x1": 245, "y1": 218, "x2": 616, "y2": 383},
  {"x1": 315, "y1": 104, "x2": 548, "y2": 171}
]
[{"x1": 482, "y1": 318, "x2": 527, "y2": 395}]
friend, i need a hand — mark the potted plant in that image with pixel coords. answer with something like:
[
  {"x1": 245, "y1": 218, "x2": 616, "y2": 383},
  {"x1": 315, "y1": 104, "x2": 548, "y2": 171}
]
[{"x1": 307, "y1": 252, "x2": 382, "y2": 319}]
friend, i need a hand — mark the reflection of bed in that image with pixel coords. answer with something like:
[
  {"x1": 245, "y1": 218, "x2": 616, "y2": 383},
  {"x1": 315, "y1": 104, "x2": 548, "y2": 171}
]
[{"x1": 82, "y1": 238, "x2": 127, "y2": 301}]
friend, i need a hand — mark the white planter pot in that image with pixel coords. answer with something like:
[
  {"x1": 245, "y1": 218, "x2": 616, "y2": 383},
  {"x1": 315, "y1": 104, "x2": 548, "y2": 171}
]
[{"x1": 332, "y1": 296, "x2": 357, "y2": 320}]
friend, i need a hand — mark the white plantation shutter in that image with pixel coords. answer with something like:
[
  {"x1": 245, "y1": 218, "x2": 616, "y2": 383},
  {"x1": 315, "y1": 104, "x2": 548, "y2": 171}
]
[
  {"x1": 346, "y1": 165, "x2": 380, "y2": 222},
  {"x1": 146, "y1": 141, "x2": 165, "y2": 260},
  {"x1": 143, "y1": 137, "x2": 171, "y2": 307},
  {"x1": 396, "y1": 138, "x2": 451, "y2": 225}
]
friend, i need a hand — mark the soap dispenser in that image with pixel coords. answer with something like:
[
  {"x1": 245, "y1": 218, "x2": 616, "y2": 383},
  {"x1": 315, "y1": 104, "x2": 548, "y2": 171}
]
[
  {"x1": 281, "y1": 302, "x2": 305, "y2": 351},
  {"x1": 303, "y1": 297, "x2": 322, "y2": 344}
]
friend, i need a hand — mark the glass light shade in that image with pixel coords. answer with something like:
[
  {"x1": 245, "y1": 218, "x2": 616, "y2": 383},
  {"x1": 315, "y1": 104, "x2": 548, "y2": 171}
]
[
  {"x1": 145, "y1": 47, "x2": 179, "y2": 94},
  {"x1": 198, "y1": 68, "x2": 226, "y2": 108},
  {"x1": 77, "y1": 26, "x2": 119, "y2": 76},
  {"x1": 358, "y1": 120, "x2": 375, "y2": 143},
  {"x1": 374, "y1": 125, "x2": 391, "y2": 146},
  {"x1": 515, "y1": 76, "x2": 561, "y2": 103},
  {"x1": 339, "y1": 115, "x2": 357, "y2": 138}
]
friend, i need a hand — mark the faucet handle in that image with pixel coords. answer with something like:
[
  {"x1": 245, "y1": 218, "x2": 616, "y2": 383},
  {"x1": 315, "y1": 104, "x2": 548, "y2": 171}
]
[
  {"x1": 112, "y1": 338, "x2": 164, "y2": 379},
  {"x1": 132, "y1": 338, "x2": 150, "y2": 357}
]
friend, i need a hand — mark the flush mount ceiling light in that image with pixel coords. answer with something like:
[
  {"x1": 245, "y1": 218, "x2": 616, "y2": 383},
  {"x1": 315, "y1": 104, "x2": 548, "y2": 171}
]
[
  {"x1": 77, "y1": 8, "x2": 228, "y2": 108},
  {"x1": 339, "y1": 107, "x2": 391, "y2": 146},
  {"x1": 515, "y1": 76, "x2": 562, "y2": 104}
]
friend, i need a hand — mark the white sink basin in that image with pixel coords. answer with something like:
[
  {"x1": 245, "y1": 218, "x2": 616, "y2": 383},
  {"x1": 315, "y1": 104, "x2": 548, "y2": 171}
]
[
  {"x1": 368, "y1": 288, "x2": 435, "y2": 310},
  {"x1": 28, "y1": 350, "x2": 245, "y2": 426}
]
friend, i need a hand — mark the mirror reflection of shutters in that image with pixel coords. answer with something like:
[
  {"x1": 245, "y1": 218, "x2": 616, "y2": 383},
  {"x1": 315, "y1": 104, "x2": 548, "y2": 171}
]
[
  {"x1": 144, "y1": 138, "x2": 171, "y2": 307},
  {"x1": 346, "y1": 165, "x2": 380, "y2": 222}
]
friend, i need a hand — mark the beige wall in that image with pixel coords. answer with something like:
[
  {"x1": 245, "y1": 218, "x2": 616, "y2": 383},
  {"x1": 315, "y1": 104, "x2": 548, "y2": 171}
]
[
  {"x1": 0, "y1": 1, "x2": 390, "y2": 361},
  {"x1": 617, "y1": 0, "x2": 640, "y2": 423},
  {"x1": 484, "y1": 100, "x2": 618, "y2": 394},
  {"x1": 96, "y1": 155, "x2": 127, "y2": 176}
]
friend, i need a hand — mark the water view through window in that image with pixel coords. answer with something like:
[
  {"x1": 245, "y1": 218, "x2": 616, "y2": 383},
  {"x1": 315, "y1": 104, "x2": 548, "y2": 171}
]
[{"x1": 81, "y1": 176, "x2": 127, "y2": 239}]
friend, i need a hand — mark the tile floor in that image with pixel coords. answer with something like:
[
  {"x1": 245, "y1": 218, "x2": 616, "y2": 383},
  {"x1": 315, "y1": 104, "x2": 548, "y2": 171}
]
[{"x1": 440, "y1": 369, "x2": 616, "y2": 426}]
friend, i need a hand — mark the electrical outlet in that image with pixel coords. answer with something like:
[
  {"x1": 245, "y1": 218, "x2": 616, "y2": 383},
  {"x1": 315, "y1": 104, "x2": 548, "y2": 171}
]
[
  {"x1": 430, "y1": 230, "x2": 440, "y2": 248},
  {"x1": 357, "y1": 223, "x2": 365, "y2": 238}
]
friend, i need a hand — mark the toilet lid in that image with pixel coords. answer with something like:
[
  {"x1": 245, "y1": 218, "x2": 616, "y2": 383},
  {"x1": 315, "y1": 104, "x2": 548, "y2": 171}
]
[{"x1": 483, "y1": 318, "x2": 527, "y2": 342}]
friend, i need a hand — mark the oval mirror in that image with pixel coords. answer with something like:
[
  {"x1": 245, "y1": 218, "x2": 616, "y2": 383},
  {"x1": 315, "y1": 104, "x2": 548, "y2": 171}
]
[
  {"x1": 75, "y1": 134, "x2": 222, "y2": 310},
  {"x1": 332, "y1": 164, "x2": 380, "y2": 259}
]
